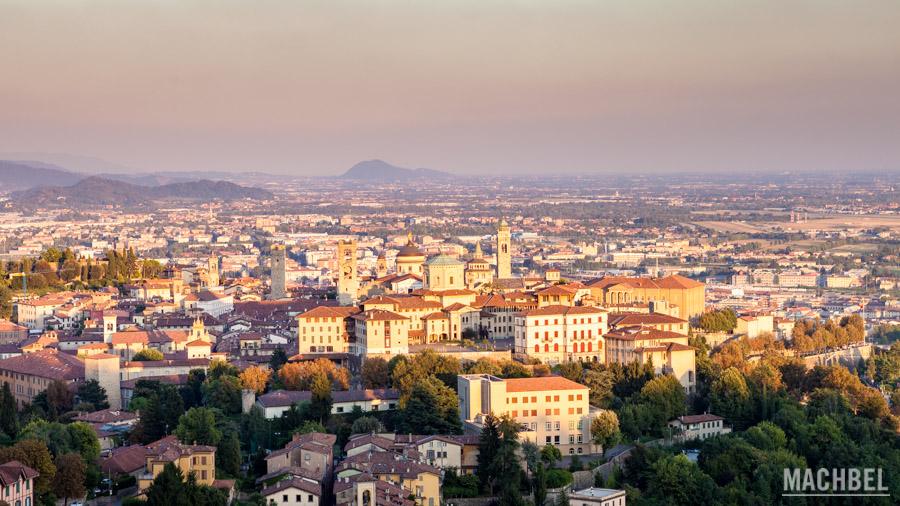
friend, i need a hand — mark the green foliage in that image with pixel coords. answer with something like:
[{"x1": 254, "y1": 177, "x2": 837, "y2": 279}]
[
  {"x1": 132, "y1": 384, "x2": 185, "y2": 444},
  {"x1": 544, "y1": 468, "x2": 573, "y2": 488},
  {"x1": 132, "y1": 349, "x2": 165, "y2": 361},
  {"x1": 0, "y1": 382, "x2": 18, "y2": 438},
  {"x1": 350, "y1": 416, "x2": 384, "y2": 434},
  {"x1": 590, "y1": 410, "x2": 621, "y2": 449},
  {"x1": 176, "y1": 407, "x2": 223, "y2": 446},
  {"x1": 203, "y1": 375, "x2": 243, "y2": 415},
  {"x1": 52, "y1": 453, "x2": 86, "y2": 503},
  {"x1": 396, "y1": 375, "x2": 461, "y2": 435},
  {"x1": 145, "y1": 463, "x2": 227, "y2": 506},
  {"x1": 19, "y1": 420, "x2": 100, "y2": 464},
  {"x1": 442, "y1": 468, "x2": 480, "y2": 498},
  {"x1": 697, "y1": 308, "x2": 737, "y2": 333},
  {"x1": 76, "y1": 379, "x2": 109, "y2": 411},
  {"x1": 217, "y1": 430, "x2": 241, "y2": 478}
]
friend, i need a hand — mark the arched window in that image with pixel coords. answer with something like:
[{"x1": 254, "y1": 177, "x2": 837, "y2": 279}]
[
  {"x1": 588, "y1": 342, "x2": 593, "y2": 352},
  {"x1": 553, "y1": 343, "x2": 558, "y2": 352},
  {"x1": 544, "y1": 344, "x2": 549, "y2": 352},
  {"x1": 363, "y1": 490, "x2": 372, "y2": 506},
  {"x1": 534, "y1": 344, "x2": 540, "y2": 352}
]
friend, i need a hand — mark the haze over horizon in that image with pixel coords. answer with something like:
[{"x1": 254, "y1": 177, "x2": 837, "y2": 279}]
[{"x1": 2, "y1": 1, "x2": 899, "y2": 176}]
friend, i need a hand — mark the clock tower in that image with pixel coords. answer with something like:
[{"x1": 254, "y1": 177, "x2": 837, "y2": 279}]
[{"x1": 336, "y1": 239, "x2": 358, "y2": 305}]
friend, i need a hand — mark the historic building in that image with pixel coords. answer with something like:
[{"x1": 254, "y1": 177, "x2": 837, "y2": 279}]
[
  {"x1": 337, "y1": 239, "x2": 359, "y2": 305},
  {"x1": 587, "y1": 275, "x2": 705, "y2": 319},
  {"x1": 514, "y1": 305, "x2": 608, "y2": 365},
  {"x1": 424, "y1": 255, "x2": 465, "y2": 291},
  {"x1": 270, "y1": 244, "x2": 287, "y2": 300},
  {"x1": 395, "y1": 234, "x2": 426, "y2": 276}
]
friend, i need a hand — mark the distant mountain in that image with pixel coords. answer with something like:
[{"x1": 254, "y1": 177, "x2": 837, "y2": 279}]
[
  {"x1": 0, "y1": 160, "x2": 83, "y2": 191},
  {"x1": 339, "y1": 159, "x2": 452, "y2": 181},
  {"x1": 10, "y1": 176, "x2": 273, "y2": 209}
]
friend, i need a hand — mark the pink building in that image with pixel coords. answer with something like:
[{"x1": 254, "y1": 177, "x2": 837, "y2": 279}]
[{"x1": 0, "y1": 460, "x2": 40, "y2": 506}]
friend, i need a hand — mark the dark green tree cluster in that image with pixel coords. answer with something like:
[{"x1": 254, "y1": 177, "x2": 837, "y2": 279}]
[
  {"x1": 476, "y1": 414, "x2": 527, "y2": 505},
  {"x1": 144, "y1": 463, "x2": 227, "y2": 506},
  {"x1": 696, "y1": 308, "x2": 737, "y2": 333}
]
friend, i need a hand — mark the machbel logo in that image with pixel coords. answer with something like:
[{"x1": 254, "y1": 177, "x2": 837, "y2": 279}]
[{"x1": 783, "y1": 468, "x2": 890, "y2": 497}]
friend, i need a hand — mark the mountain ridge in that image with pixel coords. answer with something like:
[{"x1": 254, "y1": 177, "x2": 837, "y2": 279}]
[{"x1": 339, "y1": 159, "x2": 452, "y2": 181}]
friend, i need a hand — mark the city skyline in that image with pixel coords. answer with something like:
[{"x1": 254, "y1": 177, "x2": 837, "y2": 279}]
[{"x1": 2, "y1": 0, "x2": 900, "y2": 176}]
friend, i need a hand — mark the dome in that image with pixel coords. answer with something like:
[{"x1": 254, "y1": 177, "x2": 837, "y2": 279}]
[
  {"x1": 425, "y1": 254, "x2": 464, "y2": 267},
  {"x1": 396, "y1": 232, "x2": 424, "y2": 258}
]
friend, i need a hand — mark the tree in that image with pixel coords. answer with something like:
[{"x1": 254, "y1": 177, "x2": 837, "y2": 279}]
[
  {"x1": 53, "y1": 453, "x2": 86, "y2": 505},
  {"x1": 361, "y1": 357, "x2": 390, "y2": 388},
  {"x1": 176, "y1": 407, "x2": 223, "y2": 446},
  {"x1": 279, "y1": 359, "x2": 350, "y2": 391},
  {"x1": 710, "y1": 367, "x2": 753, "y2": 430},
  {"x1": 133, "y1": 349, "x2": 165, "y2": 361},
  {"x1": 466, "y1": 358, "x2": 502, "y2": 376},
  {"x1": 351, "y1": 416, "x2": 384, "y2": 434},
  {"x1": 145, "y1": 463, "x2": 185, "y2": 506},
  {"x1": 0, "y1": 439, "x2": 56, "y2": 494},
  {"x1": 533, "y1": 462, "x2": 547, "y2": 506},
  {"x1": 540, "y1": 444, "x2": 561, "y2": 467},
  {"x1": 76, "y1": 379, "x2": 109, "y2": 411},
  {"x1": 582, "y1": 368, "x2": 615, "y2": 408},
  {"x1": 0, "y1": 382, "x2": 18, "y2": 438},
  {"x1": 203, "y1": 376, "x2": 243, "y2": 415},
  {"x1": 269, "y1": 348, "x2": 288, "y2": 371},
  {"x1": 217, "y1": 431, "x2": 241, "y2": 478},
  {"x1": 476, "y1": 413, "x2": 501, "y2": 494},
  {"x1": 239, "y1": 365, "x2": 271, "y2": 394},
  {"x1": 134, "y1": 385, "x2": 185, "y2": 444},
  {"x1": 397, "y1": 376, "x2": 461, "y2": 435},
  {"x1": 590, "y1": 410, "x2": 621, "y2": 449},
  {"x1": 648, "y1": 454, "x2": 717, "y2": 505},
  {"x1": 308, "y1": 373, "x2": 333, "y2": 425}
]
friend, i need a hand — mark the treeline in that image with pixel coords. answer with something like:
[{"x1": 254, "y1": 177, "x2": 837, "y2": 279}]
[{"x1": 790, "y1": 314, "x2": 865, "y2": 352}]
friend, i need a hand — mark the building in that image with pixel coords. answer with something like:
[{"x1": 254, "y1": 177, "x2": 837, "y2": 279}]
[
  {"x1": 206, "y1": 255, "x2": 220, "y2": 288},
  {"x1": 0, "y1": 320, "x2": 28, "y2": 345},
  {"x1": 513, "y1": 305, "x2": 608, "y2": 365},
  {"x1": 587, "y1": 275, "x2": 705, "y2": 319},
  {"x1": 395, "y1": 234, "x2": 426, "y2": 276},
  {"x1": 352, "y1": 310, "x2": 410, "y2": 356},
  {"x1": 264, "y1": 432, "x2": 336, "y2": 479},
  {"x1": 296, "y1": 306, "x2": 359, "y2": 355},
  {"x1": 0, "y1": 460, "x2": 40, "y2": 506},
  {"x1": 0, "y1": 349, "x2": 85, "y2": 408},
  {"x1": 667, "y1": 414, "x2": 730, "y2": 441},
  {"x1": 261, "y1": 477, "x2": 322, "y2": 506},
  {"x1": 337, "y1": 239, "x2": 359, "y2": 305},
  {"x1": 14, "y1": 293, "x2": 71, "y2": 331},
  {"x1": 336, "y1": 451, "x2": 441, "y2": 506},
  {"x1": 735, "y1": 314, "x2": 774, "y2": 338},
  {"x1": 254, "y1": 389, "x2": 400, "y2": 419},
  {"x1": 465, "y1": 243, "x2": 493, "y2": 290},
  {"x1": 183, "y1": 290, "x2": 233, "y2": 317},
  {"x1": 604, "y1": 327, "x2": 695, "y2": 393},
  {"x1": 458, "y1": 374, "x2": 596, "y2": 455},
  {"x1": 424, "y1": 255, "x2": 465, "y2": 291},
  {"x1": 569, "y1": 487, "x2": 627, "y2": 506},
  {"x1": 271, "y1": 244, "x2": 287, "y2": 300},
  {"x1": 334, "y1": 473, "x2": 416, "y2": 506},
  {"x1": 137, "y1": 436, "x2": 216, "y2": 492},
  {"x1": 496, "y1": 219, "x2": 512, "y2": 279}
]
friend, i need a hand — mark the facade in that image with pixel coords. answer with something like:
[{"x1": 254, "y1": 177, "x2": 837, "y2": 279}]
[
  {"x1": 514, "y1": 305, "x2": 608, "y2": 365},
  {"x1": 496, "y1": 219, "x2": 512, "y2": 279},
  {"x1": 137, "y1": 436, "x2": 216, "y2": 492},
  {"x1": 0, "y1": 460, "x2": 39, "y2": 506},
  {"x1": 261, "y1": 478, "x2": 322, "y2": 506},
  {"x1": 604, "y1": 327, "x2": 696, "y2": 393},
  {"x1": 271, "y1": 244, "x2": 287, "y2": 300},
  {"x1": 667, "y1": 414, "x2": 730, "y2": 441},
  {"x1": 587, "y1": 275, "x2": 705, "y2": 319},
  {"x1": 465, "y1": 243, "x2": 493, "y2": 290},
  {"x1": 336, "y1": 451, "x2": 441, "y2": 506},
  {"x1": 352, "y1": 310, "x2": 410, "y2": 356},
  {"x1": 0, "y1": 320, "x2": 28, "y2": 345},
  {"x1": 296, "y1": 306, "x2": 359, "y2": 354},
  {"x1": 0, "y1": 349, "x2": 84, "y2": 408},
  {"x1": 255, "y1": 389, "x2": 400, "y2": 419},
  {"x1": 458, "y1": 374, "x2": 596, "y2": 455},
  {"x1": 424, "y1": 255, "x2": 465, "y2": 291}
]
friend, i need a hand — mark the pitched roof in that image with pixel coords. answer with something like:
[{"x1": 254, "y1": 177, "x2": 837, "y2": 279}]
[
  {"x1": 0, "y1": 461, "x2": 39, "y2": 486},
  {"x1": 504, "y1": 376, "x2": 586, "y2": 393},
  {"x1": 0, "y1": 349, "x2": 84, "y2": 381}
]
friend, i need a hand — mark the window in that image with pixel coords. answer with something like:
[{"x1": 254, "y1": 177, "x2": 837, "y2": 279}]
[
  {"x1": 283, "y1": 495, "x2": 289, "y2": 502},
  {"x1": 545, "y1": 422, "x2": 552, "y2": 430},
  {"x1": 297, "y1": 495, "x2": 302, "y2": 502}
]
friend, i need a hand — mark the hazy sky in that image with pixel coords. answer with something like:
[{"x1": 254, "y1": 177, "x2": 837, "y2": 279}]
[{"x1": 1, "y1": 0, "x2": 899, "y2": 176}]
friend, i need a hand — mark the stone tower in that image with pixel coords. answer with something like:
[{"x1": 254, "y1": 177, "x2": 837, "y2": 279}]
[
  {"x1": 496, "y1": 218, "x2": 512, "y2": 279},
  {"x1": 376, "y1": 252, "x2": 387, "y2": 278},
  {"x1": 84, "y1": 353, "x2": 122, "y2": 410},
  {"x1": 336, "y1": 239, "x2": 358, "y2": 305},
  {"x1": 207, "y1": 254, "x2": 220, "y2": 287},
  {"x1": 270, "y1": 244, "x2": 286, "y2": 300}
]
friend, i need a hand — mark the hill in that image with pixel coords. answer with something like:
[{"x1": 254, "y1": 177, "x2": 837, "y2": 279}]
[
  {"x1": 339, "y1": 159, "x2": 452, "y2": 181},
  {"x1": 0, "y1": 160, "x2": 83, "y2": 191},
  {"x1": 10, "y1": 176, "x2": 273, "y2": 209}
]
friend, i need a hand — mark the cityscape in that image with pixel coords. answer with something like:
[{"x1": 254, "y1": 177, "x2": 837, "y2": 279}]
[{"x1": 1, "y1": 2, "x2": 899, "y2": 506}]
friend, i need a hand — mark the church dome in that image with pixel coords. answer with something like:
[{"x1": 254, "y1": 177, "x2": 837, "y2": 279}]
[{"x1": 396, "y1": 234, "x2": 424, "y2": 258}]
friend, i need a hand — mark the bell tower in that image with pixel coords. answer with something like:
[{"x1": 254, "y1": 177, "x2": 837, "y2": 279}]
[
  {"x1": 336, "y1": 239, "x2": 358, "y2": 305},
  {"x1": 496, "y1": 218, "x2": 512, "y2": 279}
]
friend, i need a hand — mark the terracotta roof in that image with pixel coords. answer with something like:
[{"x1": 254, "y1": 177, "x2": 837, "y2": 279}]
[
  {"x1": 0, "y1": 461, "x2": 39, "y2": 486},
  {"x1": 261, "y1": 477, "x2": 322, "y2": 498},
  {"x1": 0, "y1": 349, "x2": 84, "y2": 381},
  {"x1": 519, "y1": 305, "x2": 605, "y2": 317},
  {"x1": 608, "y1": 312, "x2": 687, "y2": 327},
  {"x1": 504, "y1": 376, "x2": 586, "y2": 393},
  {"x1": 604, "y1": 326, "x2": 687, "y2": 342},
  {"x1": 675, "y1": 414, "x2": 723, "y2": 424},
  {"x1": 352, "y1": 309, "x2": 408, "y2": 322},
  {"x1": 101, "y1": 444, "x2": 147, "y2": 475},
  {"x1": 297, "y1": 306, "x2": 361, "y2": 319}
]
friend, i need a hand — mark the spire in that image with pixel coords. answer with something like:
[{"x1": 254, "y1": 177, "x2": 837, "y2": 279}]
[
  {"x1": 406, "y1": 231, "x2": 414, "y2": 245},
  {"x1": 474, "y1": 242, "x2": 483, "y2": 258}
]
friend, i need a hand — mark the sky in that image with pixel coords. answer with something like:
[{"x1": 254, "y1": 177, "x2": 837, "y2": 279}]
[{"x1": 1, "y1": 0, "x2": 899, "y2": 176}]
